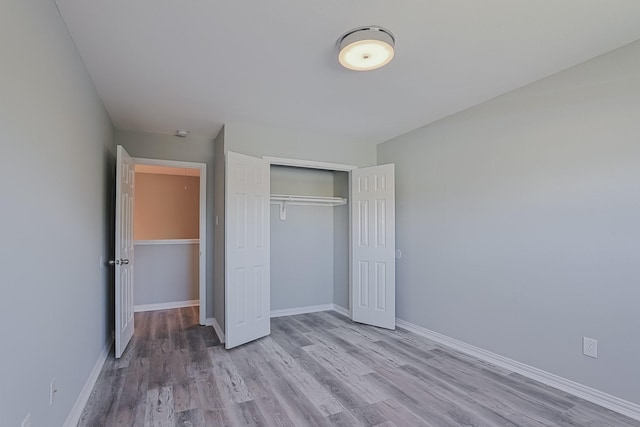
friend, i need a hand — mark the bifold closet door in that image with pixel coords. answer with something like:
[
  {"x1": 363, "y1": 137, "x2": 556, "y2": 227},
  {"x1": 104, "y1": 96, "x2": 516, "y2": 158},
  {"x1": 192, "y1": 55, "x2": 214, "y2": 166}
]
[
  {"x1": 351, "y1": 164, "x2": 396, "y2": 330},
  {"x1": 225, "y1": 151, "x2": 271, "y2": 349}
]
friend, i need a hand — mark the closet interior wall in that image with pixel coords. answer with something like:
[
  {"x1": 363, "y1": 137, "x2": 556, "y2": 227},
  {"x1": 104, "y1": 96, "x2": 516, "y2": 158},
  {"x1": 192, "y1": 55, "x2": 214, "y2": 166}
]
[
  {"x1": 270, "y1": 166, "x2": 349, "y2": 311},
  {"x1": 333, "y1": 171, "x2": 350, "y2": 311}
]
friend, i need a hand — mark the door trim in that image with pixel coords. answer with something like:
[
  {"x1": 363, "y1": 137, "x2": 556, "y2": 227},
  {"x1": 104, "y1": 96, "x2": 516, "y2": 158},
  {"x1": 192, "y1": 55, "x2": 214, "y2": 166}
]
[
  {"x1": 263, "y1": 156, "x2": 358, "y2": 171},
  {"x1": 133, "y1": 157, "x2": 208, "y2": 325}
]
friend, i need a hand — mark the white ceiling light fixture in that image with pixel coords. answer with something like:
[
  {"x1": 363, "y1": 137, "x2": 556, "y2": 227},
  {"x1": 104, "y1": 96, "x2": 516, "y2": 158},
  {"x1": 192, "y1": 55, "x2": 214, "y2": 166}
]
[
  {"x1": 338, "y1": 26, "x2": 395, "y2": 71},
  {"x1": 175, "y1": 129, "x2": 189, "y2": 137}
]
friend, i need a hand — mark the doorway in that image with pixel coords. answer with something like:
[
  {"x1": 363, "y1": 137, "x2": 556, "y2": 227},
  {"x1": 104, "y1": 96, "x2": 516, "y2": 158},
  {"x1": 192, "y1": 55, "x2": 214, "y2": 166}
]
[{"x1": 133, "y1": 158, "x2": 208, "y2": 325}]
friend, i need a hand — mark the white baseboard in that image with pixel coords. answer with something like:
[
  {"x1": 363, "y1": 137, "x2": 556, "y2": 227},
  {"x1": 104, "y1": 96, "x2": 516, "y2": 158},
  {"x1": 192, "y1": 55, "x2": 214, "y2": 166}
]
[
  {"x1": 331, "y1": 304, "x2": 350, "y2": 317},
  {"x1": 63, "y1": 339, "x2": 113, "y2": 427},
  {"x1": 270, "y1": 304, "x2": 334, "y2": 318},
  {"x1": 134, "y1": 300, "x2": 199, "y2": 312},
  {"x1": 396, "y1": 318, "x2": 640, "y2": 422},
  {"x1": 210, "y1": 318, "x2": 225, "y2": 343},
  {"x1": 268, "y1": 303, "x2": 349, "y2": 318}
]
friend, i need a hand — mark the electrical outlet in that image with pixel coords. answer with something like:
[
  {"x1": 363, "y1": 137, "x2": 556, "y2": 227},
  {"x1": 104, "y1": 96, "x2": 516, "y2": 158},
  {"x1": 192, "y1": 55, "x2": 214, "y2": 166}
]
[
  {"x1": 583, "y1": 337, "x2": 598, "y2": 358},
  {"x1": 21, "y1": 413, "x2": 31, "y2": 427},
  {"x1": 49, "y1": 378, "x2": 58, "y2": 405}
]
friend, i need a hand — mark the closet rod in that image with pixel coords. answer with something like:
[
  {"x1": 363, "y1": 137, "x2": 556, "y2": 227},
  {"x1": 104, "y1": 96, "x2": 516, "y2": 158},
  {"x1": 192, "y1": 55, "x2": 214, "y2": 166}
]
[{"x1": 270, "y1": 194, "x2": 347, "y2": 220}]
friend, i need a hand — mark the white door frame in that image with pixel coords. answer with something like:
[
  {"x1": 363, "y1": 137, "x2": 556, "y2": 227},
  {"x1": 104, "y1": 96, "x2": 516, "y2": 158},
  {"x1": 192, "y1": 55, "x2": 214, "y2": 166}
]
[{"x1": 133, "y1": 157, "x2": 208, "y2": 325}]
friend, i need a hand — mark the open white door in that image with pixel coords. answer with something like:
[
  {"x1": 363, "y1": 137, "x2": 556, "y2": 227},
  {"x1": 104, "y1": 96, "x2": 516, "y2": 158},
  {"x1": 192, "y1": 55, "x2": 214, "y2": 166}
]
[
  {"x1": 351, "y1": 164, "x2": 396, "y2": 329},
  {"x1": 114, "y1": 145, "x2": 135, "y2": 358},
  {"x1": 225, "y1": 151, "x2": 270, "y2": 349}
]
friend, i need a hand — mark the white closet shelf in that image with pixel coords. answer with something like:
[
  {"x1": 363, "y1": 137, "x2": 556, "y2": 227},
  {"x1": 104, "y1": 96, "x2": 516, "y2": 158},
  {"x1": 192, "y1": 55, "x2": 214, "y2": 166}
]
[{"x1": 270, "y1": 194, "x2": 347, "y2": 220}]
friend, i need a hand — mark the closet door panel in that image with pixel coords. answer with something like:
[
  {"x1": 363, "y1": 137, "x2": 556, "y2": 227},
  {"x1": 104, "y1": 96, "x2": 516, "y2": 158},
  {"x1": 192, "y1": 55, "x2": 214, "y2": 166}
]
[
  {"x1": 351, "y1": 164, "x2": 396, "y2": 329},
  {"x1": 225, "y1": 151, "x2": 270, "y2": 349}
]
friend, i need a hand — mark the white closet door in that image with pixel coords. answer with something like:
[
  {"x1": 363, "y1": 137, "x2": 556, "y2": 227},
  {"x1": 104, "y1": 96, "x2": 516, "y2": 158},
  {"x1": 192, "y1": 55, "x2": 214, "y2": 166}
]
[
  {"x1": 351, "y1": 164, "x2": 396, "y2": 329},
  {"x1": 225, "y1": 151, "x2": 270, "y2": 349}
]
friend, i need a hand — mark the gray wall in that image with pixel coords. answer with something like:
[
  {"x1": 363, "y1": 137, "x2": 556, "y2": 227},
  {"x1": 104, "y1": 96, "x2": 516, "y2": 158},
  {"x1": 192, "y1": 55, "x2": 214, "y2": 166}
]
[
  {"x1": 0, "y1": 1, "x2": 115, "y2": 425},
  {"x1": 270, "y1": 167, "x2": 335, "y2": 310},
  {"x1": 213, "y1": 127, "x2": 226, "y2": 331},
  {"x1": 134, "y1": 173, "x2": 200, "y2": 240},
  {"x1": 333, "y1": 172, "x2": 350, "y2": 310},
  {"x1": 116, "y1": 129, "x2": 215, "y2": 317},
  {"x1": 377, "y1": 40, "x2": 640, "y2": 405},
  {"x1": 134, "y1": 244, "x2": 199, "y2": 305},
  {"x1": 271, "y1": 205, "x2": 334, "y2": 310},
  {"x1": 271, "y1": 166, "x2": 335, "y2": 196}
]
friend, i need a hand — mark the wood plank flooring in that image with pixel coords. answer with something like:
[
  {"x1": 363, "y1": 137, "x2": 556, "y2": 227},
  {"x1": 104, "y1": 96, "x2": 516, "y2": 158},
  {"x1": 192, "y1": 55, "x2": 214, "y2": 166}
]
[{"x1": 78, "y1": 307, "x2": 640, "y2": 426}]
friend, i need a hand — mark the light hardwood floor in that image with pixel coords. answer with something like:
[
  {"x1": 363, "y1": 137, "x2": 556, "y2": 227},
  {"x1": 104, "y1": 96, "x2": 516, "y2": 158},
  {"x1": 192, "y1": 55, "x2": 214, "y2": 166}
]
[{"x1": 78, "y1": 307, "x2": 639, "y2": 426}]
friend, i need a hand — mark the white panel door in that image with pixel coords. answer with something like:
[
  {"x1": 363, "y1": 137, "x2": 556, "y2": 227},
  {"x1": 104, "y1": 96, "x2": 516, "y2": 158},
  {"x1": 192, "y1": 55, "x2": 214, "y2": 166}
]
[
  {"x1": 115, "y1": 145, "x2": 135, "y2": 358},
  {"x1": 351, "y1": 164, "x2": 396, "y2": 329},
  {"x1": 225, "y1": 151, "x2": 270, "y2": 349}
]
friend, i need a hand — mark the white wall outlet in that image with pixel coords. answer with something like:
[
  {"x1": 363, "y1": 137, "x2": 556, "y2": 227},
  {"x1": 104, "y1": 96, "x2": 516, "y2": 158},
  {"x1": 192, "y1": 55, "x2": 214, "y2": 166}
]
[
  {"x1": 21, "y1": 413, "x2": 31, "y2": 427},
  {"x1": 49, "y1": 378, "x2": 58, "y2": 405},
  {"x1": 583, "y1": 337, "x2": 598, "y2": 358}
]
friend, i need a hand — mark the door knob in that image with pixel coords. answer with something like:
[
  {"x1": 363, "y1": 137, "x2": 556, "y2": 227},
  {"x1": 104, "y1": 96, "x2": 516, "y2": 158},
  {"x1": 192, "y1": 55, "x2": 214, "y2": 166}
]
[{"x1": 121, "y1": 259, "x2": 130, "y2": 265}]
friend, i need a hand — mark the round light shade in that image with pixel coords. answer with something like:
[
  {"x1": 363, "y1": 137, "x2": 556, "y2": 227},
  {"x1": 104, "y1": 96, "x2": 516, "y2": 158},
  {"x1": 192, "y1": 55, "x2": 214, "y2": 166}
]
[{"x1": 338, "y1": 26, "x2": 395, "y2": 71}]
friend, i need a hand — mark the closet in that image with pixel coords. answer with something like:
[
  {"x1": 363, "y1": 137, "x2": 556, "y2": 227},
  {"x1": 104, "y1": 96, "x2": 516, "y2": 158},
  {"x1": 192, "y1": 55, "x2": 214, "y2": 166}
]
[
  {"x1": 223, "y1": 151, "x2": 396, "y2": 349},
  {"x1": 269, "y1": 165, "x2": 349, "y2": 315}
]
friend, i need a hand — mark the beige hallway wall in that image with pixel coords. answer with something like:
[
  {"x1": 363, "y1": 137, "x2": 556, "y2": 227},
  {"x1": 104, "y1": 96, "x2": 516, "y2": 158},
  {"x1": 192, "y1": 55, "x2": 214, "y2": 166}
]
[{"x1": 135, "y1": 173, "x2": 200, "y2": 240}]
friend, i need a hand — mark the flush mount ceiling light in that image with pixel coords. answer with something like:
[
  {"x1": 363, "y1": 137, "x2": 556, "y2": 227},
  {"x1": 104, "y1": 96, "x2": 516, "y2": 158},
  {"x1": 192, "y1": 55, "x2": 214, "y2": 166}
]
[
  {"x1": 175, "y1": 129, "x2": 189, "y2": 138},
  {"x1": 338, "y1": 26, "x2": 395, "y2": 71}
]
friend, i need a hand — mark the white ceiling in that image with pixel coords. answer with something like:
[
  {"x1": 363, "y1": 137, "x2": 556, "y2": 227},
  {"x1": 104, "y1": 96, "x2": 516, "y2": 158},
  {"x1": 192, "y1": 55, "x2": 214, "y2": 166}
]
[{"x1": 55, "y1": 1, "x2": 640, "y2": 145}]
